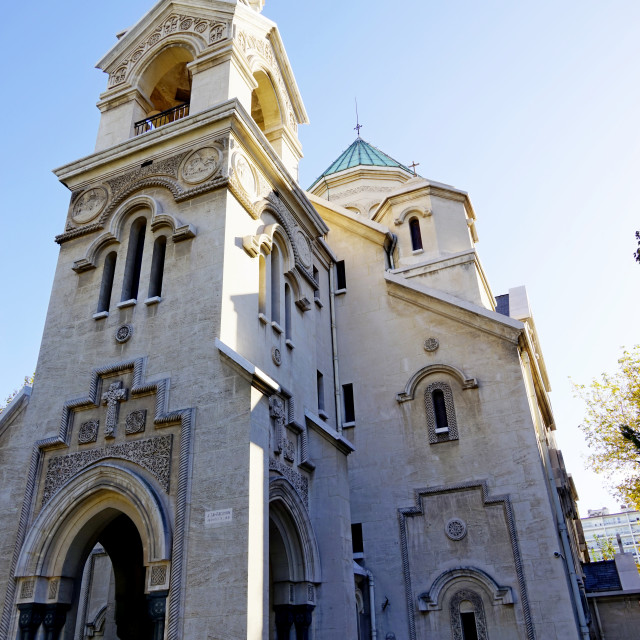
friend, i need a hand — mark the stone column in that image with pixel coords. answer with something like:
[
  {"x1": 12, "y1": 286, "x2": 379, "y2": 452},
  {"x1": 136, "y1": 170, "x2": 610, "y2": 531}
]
[
  {"x1": 274, "y1": 604, "x2": 294, "y2": 640},
  {"x1": 42, "y1": 604, "x2": 69, "y2": 640},
  {"x1": 293, "y1": 604, "x2": 314, "y2": 640},
  {"x1": 147, "y1": 591, "x2": 168, "y2": 640},
  {"x1": 17, "y1": 603, "x2": 44, "y2": 640}
]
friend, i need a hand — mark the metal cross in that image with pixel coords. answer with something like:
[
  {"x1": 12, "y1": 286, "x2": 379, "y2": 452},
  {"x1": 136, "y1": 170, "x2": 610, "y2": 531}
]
[
  {"x1": 408, "y1": 161, "x2": 420, "y2": 175},
  {"x1": 354, "y1": 122, "x2": 363, "y2": 137},
  {"x1": 101, "y1": 381, "x2": 128, "y2": 438}
]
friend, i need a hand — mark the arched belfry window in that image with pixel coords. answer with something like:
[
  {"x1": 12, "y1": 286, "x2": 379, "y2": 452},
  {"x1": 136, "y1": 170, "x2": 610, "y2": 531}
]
[
  {"x1": 121, "y1": 217, "x2": 147, "y2": 302},
  {"x1": 258, "y1": 253, "x2": 267, "y2": 317},
  {"x1": 409, "y1": 217, "x2": 423, "y2": 251},
  {"x1": 148, "y1": 235, "x2": 167, "y2": 299},
  {"x1": 449, "y1": 590, "x2": 488, "y2": 640},
  {"x1": 251, "y1": 70, "x2": 282, "y2": 134},
  {"x1": 424, "y1": 381, "x2": 459, "y2": 444},
  {"x1": 97, "y1": 251, "x2": 117, "y2": 313}
]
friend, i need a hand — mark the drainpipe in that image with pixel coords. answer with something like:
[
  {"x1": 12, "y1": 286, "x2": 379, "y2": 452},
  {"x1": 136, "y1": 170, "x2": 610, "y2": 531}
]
[
  {"x1": 366, "y1": 570, "x2": 377, "y2": 640},
  {"x1": 384, "y1": 232, "x2": 397, "y2": 271},
  {"x1": 521, "y1": 350, "x2": 590, "y2": 640}
]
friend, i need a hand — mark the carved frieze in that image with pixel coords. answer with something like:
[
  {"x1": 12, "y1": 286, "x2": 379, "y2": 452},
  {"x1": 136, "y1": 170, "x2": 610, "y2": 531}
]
[
  {"x1": 43, "y1": 435, "x2": 173, "y2": 506},
  {"x1": 108, "y1": 15, "x2": 229, "y2": 88},
  {"x1": 269, "y1": 457, "x2": 308, "y2": 508}
]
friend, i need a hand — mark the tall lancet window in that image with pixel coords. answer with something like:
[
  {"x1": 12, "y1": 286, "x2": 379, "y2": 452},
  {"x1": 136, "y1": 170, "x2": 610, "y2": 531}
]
[
  {"x1": 258, "y1": 254, "x2": 267, "y2": 317},
  {"x1": 284, "y1": 282, "x2": 292, "y2": 341},
  {"x1": 424, "y1": 382, "x2": 459, "y2": 444},
  {"x1": 409, "y1": 217, "x2": 423, "y2": 251},
  {"x1": 148, "y1": 236, "x2": 167, "y2": 299},
  {"x1": 97, "y1": 252, "x2": 117, "y2": 313},
  {"x1": 271, "y1": 244, "x2": 281, "y2": 325},
  {"x1": 121, "y1": 217, "x2": 147, "y2": 302}
]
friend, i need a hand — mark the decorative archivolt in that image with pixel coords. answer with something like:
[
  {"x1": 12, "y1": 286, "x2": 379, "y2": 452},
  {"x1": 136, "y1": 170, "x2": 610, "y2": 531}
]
[
  {"x1": 72, "y1": 195, "x2": 195, "y2": 273},
  {"x1": 417, "y1": 566, "x2": 514, "y2": 612},
  {"x1": 108, "y1": 15, "x2": 229, "y2": 89},
  {"x1": 270, "y1": 477, "x2": 321, "y2": 584},
  {"x1": 394, "y1": 206, "x2": 432, "y2": 226},
  {"x1": 15, "y1": 463, "x2": 172, "y2": 579},
  {"x1": 396, "y1": 364, "x2": 478, "y2": 403}
]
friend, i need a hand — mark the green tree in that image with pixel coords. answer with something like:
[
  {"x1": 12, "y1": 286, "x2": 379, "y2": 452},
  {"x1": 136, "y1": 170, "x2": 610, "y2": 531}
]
[
  {"x1": 573, "y1": 347, "x2": 640, "y2": 511},
  {"x1": 591, "y1": 534, "x2": 617, "y2": 561},
  {"x1": 0, "y1": 374, "x2": 34, "y2": 415}
]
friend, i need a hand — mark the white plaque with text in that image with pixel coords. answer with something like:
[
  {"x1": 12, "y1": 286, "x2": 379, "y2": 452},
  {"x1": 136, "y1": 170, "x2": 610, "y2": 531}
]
[{"x1": 205, "y1": 509, "x2": 233, "y2": 526}]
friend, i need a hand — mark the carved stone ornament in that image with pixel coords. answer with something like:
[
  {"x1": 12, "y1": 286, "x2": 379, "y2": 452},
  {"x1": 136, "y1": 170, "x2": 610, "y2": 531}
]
[
  {"x1": 78, "y1": 420, "x2": 99, "y2": 445},
  {"x1": 72, "y1": 187, "x2": 108, "y2": 224},
  {"x1": 181, "y1": 147, "x2": 221, "y2": 184},
  {"x1": 269, "y1": 457, "x2": 309, "y2": 508},
  {"x1": 450, "y1": 590, "x2": 488, "y2": 640},
  {"x1": 445, "y1": 518, "x2": 468, "y2": 541},
  {"x1": 272, "y1": 347, "x2": 282, "y2": 366},
  {"x1": 43, "y1": 435, "x2": 173, "y2": 506},
  {"x1": 232, "y1": 152, "x2": 257, "y2": 198},
  {"x1": 20, "y1": 580, "x2": 34, "y2": 599},
  {"x1": 295, "y1": 230, "x2": 312, "y2": 268},
  {"x1": 115, "y1": 324, "x2": 133, "y2": 344},
  {"x1": 102, "y1": 381, "x2": 127, "y2": 439},
  {"x1": 284, "y1": 439, "x2": 295, "y2": 463},
  {"x1": 424, "y1": 338, "x2": 439, "y2": 352},
  {"x1": 48, "y1": 579, "x2": 59, "y2": 600},
  {"x1": 125, "y1": 409, "x2": 147, "y2": 435},
  {"x1": 150, "y1": 566, "x2": 168, "y2": 587}
]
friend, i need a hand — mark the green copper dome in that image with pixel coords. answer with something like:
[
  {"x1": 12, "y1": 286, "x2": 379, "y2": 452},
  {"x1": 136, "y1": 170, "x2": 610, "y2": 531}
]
[{"x1": 309, "y1": 138, "x2": 413, "y2": 189}]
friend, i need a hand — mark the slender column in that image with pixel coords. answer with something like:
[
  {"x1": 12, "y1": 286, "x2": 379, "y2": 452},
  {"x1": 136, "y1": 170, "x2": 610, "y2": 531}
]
[
  {"x1": 293, "y1": 605, "x2": 314, "y2": 640},
  {"x1": 17, "y1": 604, "x2": 44, "y2": 640},
  {"x1": 274, "y1": 604, "x2": 294, "y2": 640},
  {"x1": 147, "y1": 591, "x2": 168, "y2": 640},
  {"x1": 42, "y1": 604, "x2": 70, "y2": 640}
]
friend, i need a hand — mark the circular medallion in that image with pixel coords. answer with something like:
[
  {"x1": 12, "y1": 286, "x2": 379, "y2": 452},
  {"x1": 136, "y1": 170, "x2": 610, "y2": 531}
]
[
  {"x1": 180, "y1": 18, "x2": 193, "y2": 30},
  {"x1": 295, "y1": 230, "x2": 312, "y2": 268},
  {"x1": 72, "y1": 187, "x2": 108, "y2": 224},
  {"x1": 195, "y1": 21, "x2": 208, "y2": 34},
  {"x1": 424, "y1": 337, "x2": 439, "y2": 352},
  {"x1": 115, "y1": 324, "x2": 133, "y2": 344},
  {"x1": 233, "y1": 153, "x2": 257, "y2": 198},
  {"x1": 272, "y1": 347, "x2": 282, "y2": 366},
  {"x1": 181, "y1": 147, "x2": 221, "y2": 184},
  {"x1": 148, "y1": 32, "x2": 161, "y2": 46},
  {"x1": 445, "y1": 518, "x2": 467, "y2": 541}
]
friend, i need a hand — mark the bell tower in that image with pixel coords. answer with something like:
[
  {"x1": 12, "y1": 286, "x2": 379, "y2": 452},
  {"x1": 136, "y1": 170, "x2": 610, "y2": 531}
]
[{"x1": 0, "y1": 1, "x2": 357, "y2": 639}]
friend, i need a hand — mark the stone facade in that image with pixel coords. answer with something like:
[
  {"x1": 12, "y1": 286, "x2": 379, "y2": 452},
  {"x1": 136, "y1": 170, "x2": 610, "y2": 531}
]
[{"x1": 0, "y1": 1, "x2": 591, "y2": 639}]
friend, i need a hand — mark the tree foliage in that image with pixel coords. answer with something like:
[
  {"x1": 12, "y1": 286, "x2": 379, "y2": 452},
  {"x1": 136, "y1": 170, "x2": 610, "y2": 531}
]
[
  {"x1": 0, "y1": 374, "x2": 34, "y2": 415},
  {"x1": 591, "y1": 534, "x2": 617, "y2": 561},
  {"x1": 573, "y1": 347, "x2": 640, "y2": 511}
]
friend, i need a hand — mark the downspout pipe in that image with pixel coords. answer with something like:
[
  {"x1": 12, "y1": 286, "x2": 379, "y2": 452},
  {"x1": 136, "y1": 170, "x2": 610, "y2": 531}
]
[
  {"x1": 366, "y1": 570, "x2": 377, "y2": 640},
  {"x1": 521, "y1": 350, "x2": 590, "y2": 640},
  {"x1": 384, "y1": 232, "x2": 397, "y2": 271}
]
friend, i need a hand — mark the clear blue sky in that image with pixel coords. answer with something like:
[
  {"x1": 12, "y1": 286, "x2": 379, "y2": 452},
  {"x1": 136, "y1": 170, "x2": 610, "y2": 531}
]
[{"x1": 2, "y1": 0, "x2": 639, "y2": 514}]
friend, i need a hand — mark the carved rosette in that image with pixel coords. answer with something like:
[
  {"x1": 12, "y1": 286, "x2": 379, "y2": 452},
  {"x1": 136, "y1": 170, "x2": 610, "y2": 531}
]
[
  {"x1": 125, "y1": 409, "x2": 147, "y2": 435},
  {"x1": 78, "y1": 420, "x2": 99, "y2": 445},
  {"x1": 71, "y1": 187, "x2": 108, "y2": 224},
  {"x1": 180, "y1": 147, "x2": 222, "y2": 184}
]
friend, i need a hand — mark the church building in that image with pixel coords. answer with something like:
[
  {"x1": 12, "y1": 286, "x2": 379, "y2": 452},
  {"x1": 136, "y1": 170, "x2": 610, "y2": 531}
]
[{"x1": 0, "y1": 1, "x2": 591, "y2": 639}]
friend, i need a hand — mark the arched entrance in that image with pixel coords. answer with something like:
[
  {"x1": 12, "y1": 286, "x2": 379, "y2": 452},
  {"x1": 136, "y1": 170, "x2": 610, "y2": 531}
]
[
  {"x1": 269, "y1": 479, "x2": 321, "y2": 640},
  {"x1": 14, "y1": 464, "x2": 171, "y2": 640}
]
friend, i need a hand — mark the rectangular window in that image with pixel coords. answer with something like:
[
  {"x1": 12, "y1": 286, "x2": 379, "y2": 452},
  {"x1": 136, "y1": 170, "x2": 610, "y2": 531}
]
[
  {"x1": 343, "y1": 383, "x2": 355, "y2": 424},
  {"x1": 313, "y1": 266, "x2": 320, "y2": 300},
  {"x1": 351, "y1": 523, "x2": 364, "y2": 554},
  {"x1": 317, "y1": 371, "x2": 325, "y2": 414},
  {"x1": 336, "y1": 260, "x2": 347, "y2": 290}
]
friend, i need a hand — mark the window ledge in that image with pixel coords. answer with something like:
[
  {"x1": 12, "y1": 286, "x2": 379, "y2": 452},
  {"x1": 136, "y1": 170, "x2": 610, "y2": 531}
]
[
  {"x1": 335, "y1": 288, "x2": 347, "y2": 296},
  {"x1": 285, "y1": 339, "x2": 295, "y2": 350},
  {"x1": 353, "y1": 552, "x2": 364, "y2": 560},
  {"x1": 314, "y1": 297, "x2": 323, "y2": 308},
  {"x1": 93, "y1": 311, "x2": 109, "y2": 320},
  {"x1": 144, "y1": 296, "x2": 162, "y2": 306},
  {"x1": 271, "y1": 321, "x2": 283, "y2": 334},
  {"x1": 258, "y1": 313, "x2": 268, "y2": 325},
  {"x1": 342, "y1": 421, "x2": 356, "y2": 429},
  {"x1": 434, "y1": 427, "x2": 450, "y2": 434},
  {"x1": 412, "y1": 248, "x2": 425, "y2": 255},
  {"x1": 117, "y1": 299, "x2": 137, "y2": 309},
  {"x1": 318, "y1": 410, "x2": 329, "y2": 421}
]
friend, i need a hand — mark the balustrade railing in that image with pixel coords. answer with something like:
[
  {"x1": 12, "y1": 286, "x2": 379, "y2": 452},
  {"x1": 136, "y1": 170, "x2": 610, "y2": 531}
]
[{"x1": 134, "y1": 103, "x2": 189, "y2": 136}]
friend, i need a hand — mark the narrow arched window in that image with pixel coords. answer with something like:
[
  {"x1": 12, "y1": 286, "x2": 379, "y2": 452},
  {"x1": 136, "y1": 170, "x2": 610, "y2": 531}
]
[
  {"x1": 121, "y1": 217, "x2": 147, "y2": 302},
  {"x1": 271, "y1": 244, "x2": 281, "y2": 324},
  {"x1": 97, "y1": 252, "x2": 117, "y2": 313},
  {"x1": 259, "y1": 254, "x2": 267, "y2": 316},
  {"x1": 284, "y1": 282, "x2": 292, "y2": 340},
  {"x1": 409, "y1": 217, "x2": 423, "y2": 251},
  {"x1": 432, "y1": 389, "x2": 448, "y2": 431},
  {"x1": 424, "y1": 382, "x2": 459, "y2": 443},
  {"x1": 148, "y1": 236, "x2": 167, "y2": 299},
  {"x1": 450, "y1": 591, "x2": 488, "y2": 640}
]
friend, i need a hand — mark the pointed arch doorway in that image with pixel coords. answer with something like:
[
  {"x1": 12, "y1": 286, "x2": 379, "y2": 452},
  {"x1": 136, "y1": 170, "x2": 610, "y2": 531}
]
[{"x1": 268, "y1": 478, "x2": 321, "y2": 640}]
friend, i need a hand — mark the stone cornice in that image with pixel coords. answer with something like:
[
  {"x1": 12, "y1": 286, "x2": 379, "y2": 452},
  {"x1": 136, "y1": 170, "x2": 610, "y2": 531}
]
[{"x1": 384, "y1": 271, "x2": 523, "y2": 344}]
